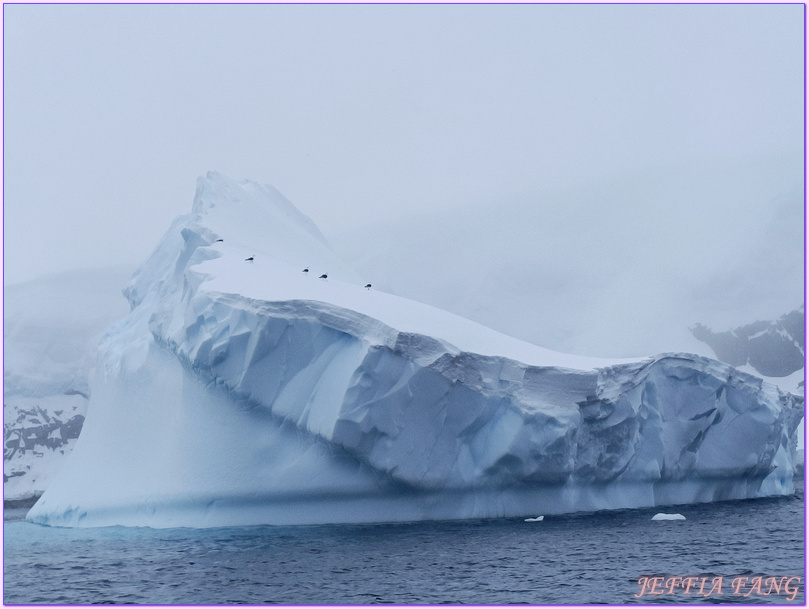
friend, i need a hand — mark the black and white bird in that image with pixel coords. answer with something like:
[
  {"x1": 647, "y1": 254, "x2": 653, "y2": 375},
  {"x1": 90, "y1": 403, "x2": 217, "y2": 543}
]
[
  {"x1": 319, "y1": 273, "x2": 328, "y2": 280},
  {"x1": 364, "y1": 284, "x2": 372, "y2": 290},
  {"x1": 302, "y1": 268, "x2": 309, "y2": 273},
  {"x1": 245, "y1": 256, "x2": 254, "y2": 262}
]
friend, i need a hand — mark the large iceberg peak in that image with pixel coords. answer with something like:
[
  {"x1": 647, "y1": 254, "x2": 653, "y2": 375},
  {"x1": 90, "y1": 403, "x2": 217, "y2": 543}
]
[
  {"x1": 190, "y1": 171, "x2": 331, "y2": 251},
  {"x1": 26, "y1": 173, "x2": 804, "y2": 529},
  {"x1": 124, "y1": 172, "x2": 360, "y2": 310}
]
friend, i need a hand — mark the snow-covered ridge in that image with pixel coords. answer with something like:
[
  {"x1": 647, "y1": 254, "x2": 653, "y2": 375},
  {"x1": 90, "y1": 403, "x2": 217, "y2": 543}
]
[
  {"x1": 27, "y1": 172, "x2": 804, "y2": 528},
  {"x1": 692, "y1": 306, "x2": 805, "y2": 379}
]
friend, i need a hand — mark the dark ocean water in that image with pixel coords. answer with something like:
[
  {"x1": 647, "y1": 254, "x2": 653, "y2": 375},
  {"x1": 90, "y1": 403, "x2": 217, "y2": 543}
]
[{"x1": 4, "y1": 481, "x2": 805, "y2": 605}]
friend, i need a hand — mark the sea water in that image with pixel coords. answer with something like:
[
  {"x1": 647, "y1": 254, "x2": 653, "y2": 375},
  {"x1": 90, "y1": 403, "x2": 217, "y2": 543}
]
[{"x1": 3, "y1": 481, "x2": 804, "y2": 604}]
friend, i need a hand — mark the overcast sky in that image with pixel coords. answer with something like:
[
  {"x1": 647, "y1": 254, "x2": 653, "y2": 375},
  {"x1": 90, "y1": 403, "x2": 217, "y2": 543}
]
[{"x1": 3, "y1": 3, "x2": 804, "y2": 287}]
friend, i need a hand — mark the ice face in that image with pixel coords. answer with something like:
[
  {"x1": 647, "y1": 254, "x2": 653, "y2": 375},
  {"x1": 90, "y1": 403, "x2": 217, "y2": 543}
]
[{"x1": 26, "y1": 172, "x2": 804, "y2": 528}]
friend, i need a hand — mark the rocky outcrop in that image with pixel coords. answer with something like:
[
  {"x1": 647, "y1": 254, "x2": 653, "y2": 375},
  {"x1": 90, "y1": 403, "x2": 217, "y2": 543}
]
[{"x1": 691, "y1": 306, "x2": 805, "y2": 377}]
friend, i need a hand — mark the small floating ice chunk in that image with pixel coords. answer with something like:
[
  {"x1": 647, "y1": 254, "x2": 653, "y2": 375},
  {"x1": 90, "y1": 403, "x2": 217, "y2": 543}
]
[
  {"x1": 652, "y1": 513, "x2": 685, "y2": 520},
  {"x1": 524, "y1": 515, "x2": 544, "y2": 522}
]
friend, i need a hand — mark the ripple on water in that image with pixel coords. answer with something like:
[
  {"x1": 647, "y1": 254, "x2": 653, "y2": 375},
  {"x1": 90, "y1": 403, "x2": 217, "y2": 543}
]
[{"x1": 4, "y1": 484, "x2": 804, "y2": 604}]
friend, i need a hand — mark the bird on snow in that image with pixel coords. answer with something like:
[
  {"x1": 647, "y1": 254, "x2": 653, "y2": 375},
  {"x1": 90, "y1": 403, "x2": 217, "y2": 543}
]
[
  {"x1": 302, "y1": 268, "x2": 309, "y2": 273},
  {"x1": 245, "y1": 256, "x2": 254, "y2": 262},
  {"x1": 215, "y1": 239, "x2": 224, "y2": 243},
  {"x1": 364, "y1": 284, "x2": 372, "y2": 290},
  {"x1": 319, "y1": 274, "x2": 328, "y2": 280}
]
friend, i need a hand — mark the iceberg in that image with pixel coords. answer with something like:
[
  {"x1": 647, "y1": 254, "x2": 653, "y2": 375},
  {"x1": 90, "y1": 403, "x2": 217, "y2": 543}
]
[
  {"x1": 652, "y1": 513, "x2": 686, "y2": 521},
  {"x1": 26, "y1": 172, "x2": 803, "y2": 528}
]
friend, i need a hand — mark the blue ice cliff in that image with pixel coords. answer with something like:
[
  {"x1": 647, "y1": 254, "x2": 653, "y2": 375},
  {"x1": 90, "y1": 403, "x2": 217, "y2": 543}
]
[{"x1": 27, "y1": 172, "x2": 803, "y2": 528}]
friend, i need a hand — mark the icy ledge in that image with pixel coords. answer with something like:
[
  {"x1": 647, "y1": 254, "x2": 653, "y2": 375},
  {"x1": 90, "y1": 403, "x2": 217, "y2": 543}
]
[{"x1": 27, "y1": 172, "x2": 803, "y2": 528}]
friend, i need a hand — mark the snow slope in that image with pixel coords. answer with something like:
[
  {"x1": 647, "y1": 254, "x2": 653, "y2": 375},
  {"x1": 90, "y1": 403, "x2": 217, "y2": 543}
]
[{"x1": 27, "y1": 172, "x2": 803, "y2": 528}]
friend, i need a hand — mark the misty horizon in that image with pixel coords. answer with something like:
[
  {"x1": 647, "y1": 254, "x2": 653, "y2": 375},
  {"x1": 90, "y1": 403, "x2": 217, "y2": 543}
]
[{"x1": 3, "y1": 3, "x2": 804, "y2": 360}]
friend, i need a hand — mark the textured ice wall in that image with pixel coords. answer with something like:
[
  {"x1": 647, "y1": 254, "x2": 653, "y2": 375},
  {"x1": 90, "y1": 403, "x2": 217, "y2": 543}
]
[
  {"x1": 27, "y1": 173, "x2": 804, "y2": 528},
  {"x1": 158, "y1": 290, "x2": 801, "y2": 495}
]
